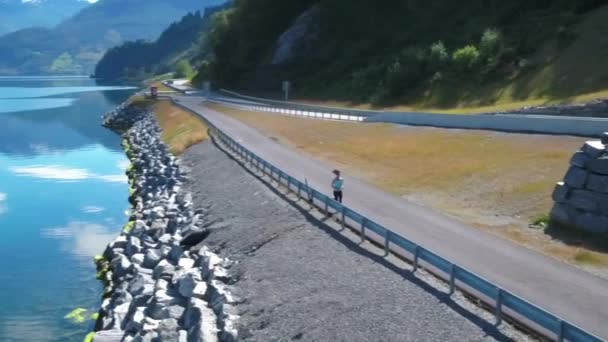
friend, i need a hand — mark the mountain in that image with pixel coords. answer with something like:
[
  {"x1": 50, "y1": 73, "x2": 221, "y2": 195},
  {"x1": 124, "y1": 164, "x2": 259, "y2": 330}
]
[
  {"x1": 95, "y1": 3, "x2": 230, "y2": 80},
  {"x1": 0, "y1": 0, "x2": 89, "y2": 35},
  {"x1": 0, "y1": 0, "x2": 227, "y2": 75}
]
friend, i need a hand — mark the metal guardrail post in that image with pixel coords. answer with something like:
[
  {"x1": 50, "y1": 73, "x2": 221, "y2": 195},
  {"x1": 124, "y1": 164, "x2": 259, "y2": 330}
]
[
  {"x1": 360, "y1": 218, "x2": 367, "y2": 242},
  {"x1": 340, "y1": 206, "x2": 346, "y2": 230},
  {"x1": 558, "y1": 320, "x2": 564, "y2": 342},
  {"x1": 413, "y1": 246, "x2": 420, "y2": 272},
  {"x1": 324, "y1": 197, "x2": 329, "y2": 215},
  {"x1": 384, "y1": 231, "x2": 391, "y2": 256},
  {"x1": 449, "y1": 264, "x2": 456, "y2": 295},
  {"x1": 496, "y1": 288, "x2": 503, "y2": 326},
  {"x1": 297, "y1": 182, "x2": 302, "y2": 198}
]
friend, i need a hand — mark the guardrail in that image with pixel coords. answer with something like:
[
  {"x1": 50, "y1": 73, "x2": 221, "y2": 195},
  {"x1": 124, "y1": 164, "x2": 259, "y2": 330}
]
[
  {"x1": 217, "y1": 89, "x2": 608, "y2": 137},
  {"x1": 167, "y1": 96, "x2": 604, "y2": 342},
  {"x1": 207, "y1": 97, "x2": 365, "y2": 122},
  {"x1": 219, "y1": 89, "x2": 379, "y2": 119}
]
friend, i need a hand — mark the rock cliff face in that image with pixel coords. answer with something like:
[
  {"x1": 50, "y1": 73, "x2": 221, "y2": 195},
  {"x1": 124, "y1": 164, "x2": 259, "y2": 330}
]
[
  {"x1": 93, "y1": 103, "x2": 238, "y2": 341},
  {"x1": 551, "y1": 134, "x2": 608, "y2": 234},
  {"x1": 270, "y1": 5, "x2": 320, "y2": 66}
]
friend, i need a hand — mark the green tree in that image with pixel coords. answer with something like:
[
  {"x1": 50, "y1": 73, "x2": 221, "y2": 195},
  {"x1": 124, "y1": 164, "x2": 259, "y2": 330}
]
[
  {"x1": 452, "y1": 45, "x2": 480, "y2": 72},
  {"x1": 429, "y1": 41, "x2": 449, "y2": 70},
  {"x1": 175, "y1": 59, "x2": 194, "y2": 79},
  {"x1": 479, "y1": 28, "x2": 503, "y2": 68}
]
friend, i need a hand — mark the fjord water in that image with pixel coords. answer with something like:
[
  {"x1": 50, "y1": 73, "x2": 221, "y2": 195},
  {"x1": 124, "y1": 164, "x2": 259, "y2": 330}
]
[{"x1": 0, "y1": 77, "x2": 135, "y2": 341}]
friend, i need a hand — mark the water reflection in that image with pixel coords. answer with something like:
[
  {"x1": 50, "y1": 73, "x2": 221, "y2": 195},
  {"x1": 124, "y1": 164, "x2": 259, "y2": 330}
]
[
  {"x1": 0, "y1": 86, "x2": 135, "y2": 99},
  {"x1": 0, "y1": 192, "x2": 6, "y2": 215},
  {"x1": 0, "y1": 77, "x2": 133, "y2": 341},
  {"x1": 0, "y1": 98, "x2": 76, "y2": 113},
  {"x1": 10, "y1": 165, "x2": 126, "y2": 183},
  {"x1": 42, "y1": 221, "x2": 118, "y2": 258},
  {"x1": 0, "y1": 79, "x2": 134, "y2": 157}
]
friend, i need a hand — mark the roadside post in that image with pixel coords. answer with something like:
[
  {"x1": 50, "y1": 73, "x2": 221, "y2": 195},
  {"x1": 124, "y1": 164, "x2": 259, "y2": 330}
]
[
  {"x1": 203, "y1": 81, "x2": 211, "y2": 97},
  {"x1": 282, "y1": 80, "x2": 290, "y2": 101}
]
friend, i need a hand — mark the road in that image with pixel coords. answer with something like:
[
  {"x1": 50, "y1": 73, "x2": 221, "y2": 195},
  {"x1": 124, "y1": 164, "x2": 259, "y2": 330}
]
[{"x1": 173, "y1": 94, "x2": 608, "y2": 339}]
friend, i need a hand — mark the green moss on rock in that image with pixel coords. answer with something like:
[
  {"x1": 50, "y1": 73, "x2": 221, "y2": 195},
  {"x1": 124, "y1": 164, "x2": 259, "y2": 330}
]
[{"x1": 65, "y1": 308, "x2": 88, "y2": 324}]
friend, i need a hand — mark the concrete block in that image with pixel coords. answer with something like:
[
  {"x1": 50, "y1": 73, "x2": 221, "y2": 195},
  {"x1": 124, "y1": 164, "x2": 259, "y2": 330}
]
[
  {"x1": 575, "y1": 213, "x2": 608, "y2": 234},
  {"x1": 570, "y1": 151, "x2": 591, "y2": 168},
  {"x1": 564, "y1": 166, "x2": 588, "y2": 189},
  {"x1": 550, "y1": 203, "x2": 578, "y2": 227},
  {"x1": 551, "y1": 182, "x2": 571, "y2": 203},
  {"x1": 586, "y1": 173, "x2": 608, "y2": 194},
  {"x1": 587, "y1": 158, "x2": 608, "y2": 175},
  {"x1": 565, "y1": 189, "x2": 599, "y2": 212},
  {"x1": 581, "y1": 140, "x2": 606, "y2": 158}
]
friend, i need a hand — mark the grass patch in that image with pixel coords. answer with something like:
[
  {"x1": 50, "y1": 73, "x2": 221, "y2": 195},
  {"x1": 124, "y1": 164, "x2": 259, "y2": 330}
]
[
  {"x1": 123, "y1": 221, "x2": 135, "y2": 233},
  {"x1": 206, "y1": 103, "x2": 608, "y2": 267},
  {"x1": 128, "y1": 95, "x2": 156, "y2": 108},
  {"x1": 530, "y1": 213, "x2": 551, "y2": 228},
  {"x1": 153, "y1": 100, "x2": 208, "y2": 155},
  {"x1": 574, "y1": 250, "x2": 605, "y2": 265}
]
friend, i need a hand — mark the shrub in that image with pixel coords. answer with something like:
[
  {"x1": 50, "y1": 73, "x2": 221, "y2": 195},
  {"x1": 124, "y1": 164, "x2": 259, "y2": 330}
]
[
  {"x1": 452, "y1": 45, "x2": 480, "y2": 72},
  {"x1": 556, "y1": 25, "x2": 577, "y2": 48},
  {"x1": 193, "y1": 60, "x2": 211, "y2": 86},
  {"x1": 429, "y1": 41, "x2": 449, "y2": 70},
  {"x1": 430, "y1": 71, "x2": 443, "y2": 83},
  {"x1": 369, "y1": 84, "x2": 390, "y2": 106},
  {"x1": 479, "y1": 28, "x2": 503, "y2": 69},
  {"x1": 175, "y1": 59, "x2": 194, "y2": 79},
  {"x1": 384, "y1": 47, "x2": 427, "y2": 96},
  {"x1": 349, "y1": 64, "x2": 383, "y2": 97},
  {"x1": 479, "y1": 29, "x2": 503, "y2": 58}
]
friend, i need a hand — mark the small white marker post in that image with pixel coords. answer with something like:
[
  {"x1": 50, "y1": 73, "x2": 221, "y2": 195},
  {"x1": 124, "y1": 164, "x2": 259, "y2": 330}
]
[{"x1": 282, "y1": 80, "x2": 290, "y2": 101}]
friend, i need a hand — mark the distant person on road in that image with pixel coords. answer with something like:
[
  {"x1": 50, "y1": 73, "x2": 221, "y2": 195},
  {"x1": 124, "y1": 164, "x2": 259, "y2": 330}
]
[{"x1": 331, "y1": 169, "x2": 344, "y2": 203}]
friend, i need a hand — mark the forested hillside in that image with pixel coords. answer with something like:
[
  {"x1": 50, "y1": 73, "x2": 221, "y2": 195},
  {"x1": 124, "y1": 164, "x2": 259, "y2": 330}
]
[
  {"x1": 0, "y1": 0, "x2": 226, "y2": 75},
  {"x1": 95, "y1": 3, "x2": 229, "y2": 80},
  {"x1": 196, "y1": 0, "x2": 608, "y2": 109}
]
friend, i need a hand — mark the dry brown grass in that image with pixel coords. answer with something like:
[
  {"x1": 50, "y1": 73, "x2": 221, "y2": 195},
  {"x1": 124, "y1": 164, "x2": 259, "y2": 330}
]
[
  {"x1": 206, "y1": 103, "x2": 608, "y2": 271},
  {"x1": 153, "y1": 100, "x2": 208, "y2": 155}
]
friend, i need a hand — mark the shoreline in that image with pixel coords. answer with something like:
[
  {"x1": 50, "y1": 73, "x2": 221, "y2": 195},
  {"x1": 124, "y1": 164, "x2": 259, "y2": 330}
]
[{"x1": 89, "y1": 103, "x2": 238, "y2": 341}]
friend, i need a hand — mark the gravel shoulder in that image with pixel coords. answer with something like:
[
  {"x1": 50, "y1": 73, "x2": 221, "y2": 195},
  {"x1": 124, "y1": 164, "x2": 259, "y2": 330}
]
[{"x1": 180, "y1": 139, "x2": 529, "y2": 342}]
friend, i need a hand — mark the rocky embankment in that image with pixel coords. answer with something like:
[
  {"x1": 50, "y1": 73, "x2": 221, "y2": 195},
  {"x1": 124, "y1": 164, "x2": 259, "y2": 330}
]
[
  {"x1": 494, "y1": 99, "x2": 608, "y2": 117},
  {"x1": 92, "y1": 103, "x2": 238, "y2": 342}
]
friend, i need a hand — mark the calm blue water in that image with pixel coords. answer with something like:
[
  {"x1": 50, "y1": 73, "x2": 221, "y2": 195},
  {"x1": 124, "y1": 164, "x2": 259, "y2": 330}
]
[{"x1": 0, "y1": 77, "x2": 135, "y2": 341}]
